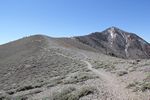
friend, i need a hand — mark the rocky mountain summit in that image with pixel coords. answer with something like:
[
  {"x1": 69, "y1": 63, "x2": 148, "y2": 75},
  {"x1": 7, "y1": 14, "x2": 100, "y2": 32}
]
[{"x1": 75, "y1": 27, "x2": 150, "y2": 59}]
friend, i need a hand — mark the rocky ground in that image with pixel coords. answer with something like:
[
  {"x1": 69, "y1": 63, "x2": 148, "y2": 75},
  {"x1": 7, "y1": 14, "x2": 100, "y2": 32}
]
[{"x1": 0, "y1": 35, "x2": 150, "y2": 100}]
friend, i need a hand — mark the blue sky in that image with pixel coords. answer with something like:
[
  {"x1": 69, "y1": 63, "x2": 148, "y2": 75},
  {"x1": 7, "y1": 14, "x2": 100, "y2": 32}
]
[{"x1": 0, "y1": 0, "x2": 150, "y2": 44}]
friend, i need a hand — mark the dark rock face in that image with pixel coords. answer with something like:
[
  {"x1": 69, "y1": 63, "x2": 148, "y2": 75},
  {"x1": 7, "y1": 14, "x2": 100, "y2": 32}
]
[{"x1": 75, "y1": 27, "x2": 150, "y2": 59}]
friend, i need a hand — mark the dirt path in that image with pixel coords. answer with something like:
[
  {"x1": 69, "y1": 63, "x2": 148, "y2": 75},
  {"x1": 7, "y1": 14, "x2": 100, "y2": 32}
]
[
  {"x1": 80, "y1": 52, "x2": 141, "y2": 100},
  {"x1": 83, "y1": 60, "x2": 130, "y2": 99},
  {"x1": 44, "y1": 46, "x2": 140, "y2": 100}
]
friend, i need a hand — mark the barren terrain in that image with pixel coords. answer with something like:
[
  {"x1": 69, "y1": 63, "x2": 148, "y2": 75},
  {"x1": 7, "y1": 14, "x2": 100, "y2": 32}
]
[{"x1": 0, "y1": 34, "x2": 150, "y2": 100}]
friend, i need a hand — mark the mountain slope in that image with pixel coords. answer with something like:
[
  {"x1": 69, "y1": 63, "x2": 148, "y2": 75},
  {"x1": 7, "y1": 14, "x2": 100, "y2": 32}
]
[
  {"x1": 0, "y1": 35, "x2": 48, "y2": 90},
  {"x1": 0, "y1": 35, "x2": 98, "y2": 99},
  {"x1": 0, "y1": 28, "x2": 150, "y2": 100},
  {"x1": 75, "y1": 27, "x2": 150, "y2": 59}
]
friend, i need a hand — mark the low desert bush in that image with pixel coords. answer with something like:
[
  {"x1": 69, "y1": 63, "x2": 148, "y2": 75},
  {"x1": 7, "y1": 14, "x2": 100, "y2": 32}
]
[
  {"x1": 141, "y1": 73, "x2": 150, "y2": 91},
  {"x1": 44, "y1": 86, "x2": 96, "y2": 100},
  {"x1": 52, "y1": 87, "x2": 76, "y2": 100},
  {"x1": 63, "y1": 72, "x2": 98, "y2": 84},
  {"x1": 0, "y1": 91, "x2": 11, "y2": 100},
  {"x1": 126, "y1": 74, "x2": 150, "y2": 92},
  {"x1": 141, "y1": 82, "x2": 150, "y2": 92},
  {"x1": 117, "y1": 71, "x2": 128, "y2": 76}
]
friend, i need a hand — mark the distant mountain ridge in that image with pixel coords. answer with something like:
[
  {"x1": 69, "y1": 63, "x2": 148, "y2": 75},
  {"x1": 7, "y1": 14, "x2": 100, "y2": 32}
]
[{"x1": 75, "y1": 27, "x2": 150, "y2": 59}]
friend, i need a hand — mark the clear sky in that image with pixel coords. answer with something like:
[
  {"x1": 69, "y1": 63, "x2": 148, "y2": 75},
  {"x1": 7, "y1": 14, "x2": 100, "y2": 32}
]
[{"x1": 0, "y1": 0, "x2": 150, "y2": 44}]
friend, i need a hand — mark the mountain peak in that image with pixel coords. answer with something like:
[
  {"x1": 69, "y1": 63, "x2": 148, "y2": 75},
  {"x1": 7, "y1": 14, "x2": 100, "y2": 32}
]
[
  {"x1": 76, "y1": 27, "x2": 150, "y2": 59},
  {"x1": 105, "y1": 26, "x2": 126, "y2": 33},
  {"x1": 108, "y1": 26, "x2": 120, "y2": 30}
]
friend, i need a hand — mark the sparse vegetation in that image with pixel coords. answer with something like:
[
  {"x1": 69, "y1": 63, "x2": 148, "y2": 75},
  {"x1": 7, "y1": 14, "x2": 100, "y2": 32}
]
[
  {"x1": 63, "y1": 72, "x2": 98, "y2": 84},
  {"x1": 16, "y1": 85, "x2": 40, "y2": 92},
  {"x1": 117, "y1": 71, "x2": 128, "y2": 76},
  {"x1": 44, "y1": 86, "x2": 96, "y2": 100},
  {"x1": 12, "y1": 96, "x2": 28, "y2": 100},
  {"x1": 141, "y1": 73, "x2": 150, "y2": 91},
  {"x1": 0, "y1": 91, "x2": 11, "y2": 100},
  {"x1": 1, "y1": 34, "x2": 150, "y2": 100},
  {"x1": 92, "y1": 60, "x2": 115, "y2": 70},
  {"x1": 46, "y1": 76, "x2": 65, "y2": 88},
  {"x1": 141, "y1": 82, "x2": 150, "y2": 91},
  {"x1": 51, "y1": 87, "x2": 76, "y2": 100},
  {"x1": 126, "y1": 73, "x2": 150, "y2": 92},
  {"x1": 126, "y1": 82, "x2": 139, "y2": 90}
]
